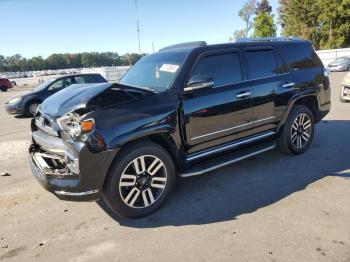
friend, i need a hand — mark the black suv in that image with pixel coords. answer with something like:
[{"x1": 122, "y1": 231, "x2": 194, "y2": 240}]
[
  {"x1": 5, "y1": 73, "x2": 107, "y2": 117},
  {"x1": 29, "y1": 38, "x2": 331, "y2": 218}
]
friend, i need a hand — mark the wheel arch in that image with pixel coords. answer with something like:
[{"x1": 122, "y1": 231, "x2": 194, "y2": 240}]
[
  {"x1": 277, "y1": 94, "x2": 319, "y2": 133},
  {"x1": 104, "y1": 131, "x2": 183, "y2": 186}
]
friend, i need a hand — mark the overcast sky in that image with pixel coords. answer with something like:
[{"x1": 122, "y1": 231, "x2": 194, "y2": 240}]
[{"x1": 1, "y1": 0, "x2": 280, "y2": 58}]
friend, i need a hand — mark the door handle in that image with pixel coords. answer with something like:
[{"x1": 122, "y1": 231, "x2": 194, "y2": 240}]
[
  {"x1": 236, "y1": 91, "x2": 252, "y2": 99},
  {"x1": 282, "y1": 82, "x2": 296, "y2": 88}
]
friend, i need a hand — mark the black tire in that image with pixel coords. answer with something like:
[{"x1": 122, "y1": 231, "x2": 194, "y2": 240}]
[
  {"x1": 102, "y1": 140, "x2": 176, "y2": 218},
  {"x1": 0, "y1": 86, "x2": 7, "y2": 92},
  {"x1": 11, "y1": 81, "x2": 17, "y2": 86},
  {"x1": 25, "y1": 101, "x2": 41, "y2": 117},
  {"x1": 277, "y1": 105, "x2": 315, "y2": 155}
]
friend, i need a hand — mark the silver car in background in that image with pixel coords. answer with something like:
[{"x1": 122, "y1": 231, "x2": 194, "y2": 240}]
[
  {"x1": 328, "y1": 56, "x2": 350, "y2": 72},
  {"x1": 340, "y1": 72, "x2": 350, "y2": 103}
]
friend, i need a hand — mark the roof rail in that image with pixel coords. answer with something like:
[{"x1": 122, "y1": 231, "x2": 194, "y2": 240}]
[
  {"x1": 234, "y1": 36, "x2": 302, "y2": 43},
  {"x1": 159, "y1": 41, "x2": 207, "y2": 52}
]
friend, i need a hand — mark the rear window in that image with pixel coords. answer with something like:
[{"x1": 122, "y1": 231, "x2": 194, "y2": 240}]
[
  {"x1": 279, "y1": 43, "x2": 323, "y2": 70},
  {"x1": 245, "y1": 50, "x2": 279, "y2": 79}
]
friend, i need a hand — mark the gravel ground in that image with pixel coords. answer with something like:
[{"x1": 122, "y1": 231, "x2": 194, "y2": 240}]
[{"x1": 0, "y1": 72, "x2": 349, "y2": 262}]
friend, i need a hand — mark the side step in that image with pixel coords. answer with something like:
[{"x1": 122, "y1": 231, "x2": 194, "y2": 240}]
[{"x1": 179, "y1": 141, "x2": 276, "y2": 178}]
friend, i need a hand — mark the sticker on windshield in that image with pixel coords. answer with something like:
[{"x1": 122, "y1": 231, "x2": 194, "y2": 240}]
[{"x1": 159, "y1": 64, "x2": 179, "y2": 73}]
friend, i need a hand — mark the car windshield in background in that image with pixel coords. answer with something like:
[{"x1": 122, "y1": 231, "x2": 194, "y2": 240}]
[{"x1": 119, "y1": 51, "x2": 189, "y2": 92}]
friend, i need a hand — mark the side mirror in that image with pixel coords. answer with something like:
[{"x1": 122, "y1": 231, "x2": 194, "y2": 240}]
[{"x1": 184, "y1": 75, "x2": 214, "y2": 92}]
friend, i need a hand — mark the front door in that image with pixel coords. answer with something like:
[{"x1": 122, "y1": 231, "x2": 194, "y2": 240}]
[{"x1": 182, "y1": 50, "x2": 254, "y2": 154}]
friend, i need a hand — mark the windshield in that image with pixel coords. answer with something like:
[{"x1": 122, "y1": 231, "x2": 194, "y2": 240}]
[
  {"x1": 32, "y1": 79, "x2": 55, "y2": 91},
  {"x1": 119, "y1": 51, "x2": 189, "y2": 92}
]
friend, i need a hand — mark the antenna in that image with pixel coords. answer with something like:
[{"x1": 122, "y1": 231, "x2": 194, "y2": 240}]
[{"x1": 134, "y1": 0, "x2": 141, "y2": 54}]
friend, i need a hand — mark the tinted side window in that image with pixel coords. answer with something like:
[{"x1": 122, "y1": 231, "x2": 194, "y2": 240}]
[
  {"x1": 279, "y1": 43, "x2": 322, "y2": 70},
  {"x1": 74, "y1": 76, "x2": 86, "y2": 84},
  {"x1": 245, "y1": 50, "x2": 279, "y2": 79},
  {"x1": 83, "y1": 75, "x2": 105, "y2": 83},
  {"x1": 192, "y1": 53, "x2": 242, "y2": 87},
  {"x1": 49, "y1": 78, "x2": 72, "y2": 90}
]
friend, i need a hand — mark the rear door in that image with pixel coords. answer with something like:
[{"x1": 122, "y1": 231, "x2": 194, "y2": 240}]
[
  {"x1": 182, "y1": 49, "x2": 254, "y2": 154},
  {"x1": 243, "y1": 47, "x2": 295, "y2": 131}
]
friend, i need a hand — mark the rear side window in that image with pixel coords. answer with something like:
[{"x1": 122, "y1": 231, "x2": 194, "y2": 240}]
[
  {"x1": 279, "y1": 44, "x2": 322, "y2": 70},
  {"x1": 192, "y1": 52, "x2": 242, "y2": 87},
  {"x1": 245, "y1": 50, "x2": 279, "y2": 79},
  {"x1": 74, "y1": 75, "x2": 105, "y2": 84},
  {"x1": 85, "y1": 74, "x2": 106, "y2": 83}
]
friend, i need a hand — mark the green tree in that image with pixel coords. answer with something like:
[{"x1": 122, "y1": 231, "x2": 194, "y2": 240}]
[
  {"x1": 238, "y1": 0, "x2": 257, "y2": 37},
  {"x1": 253, "y1": 0, "x2": 277, "y2": 37},
  {"x1": 229, "y1": 29, "x2": 246, "y2": 42},
  {"x1": 121, "y1": 53, "x2": 143, "y2": 65},
  {"x1": 279, "y1": 0, "x2": 350, "y2": 49}
]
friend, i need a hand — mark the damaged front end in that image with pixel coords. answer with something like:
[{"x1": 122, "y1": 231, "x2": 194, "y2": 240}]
[
  {"x1": 29, "y1": 110, "x2": 117, "y2": 201},
  {"x1": 28, "y1": 82, "x2": 150, "y2": 201}
]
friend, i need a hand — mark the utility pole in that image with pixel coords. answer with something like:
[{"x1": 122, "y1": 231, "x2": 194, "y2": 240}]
[
  {"x1": 134, "y1": 0, "x2": 141, "y2": 54},
  {"x1": 152, "y1": 42, "x2": 155, "y2": 53}
]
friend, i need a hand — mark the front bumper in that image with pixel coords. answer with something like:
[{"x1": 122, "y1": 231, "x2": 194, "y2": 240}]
[
  {"x1": 29, "y1": 129, "x2": 118, "y2": 201},
  {"x1": 5, "y1": 103, "x2": 25, "y2": 115},
  {"x1": 328, "y1": 65, "x2": 348, "y2": 72}
]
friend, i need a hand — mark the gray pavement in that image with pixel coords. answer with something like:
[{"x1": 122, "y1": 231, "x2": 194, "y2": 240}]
[{"x1": 0, "y1": 72, "x2": 349, "y2": 262}]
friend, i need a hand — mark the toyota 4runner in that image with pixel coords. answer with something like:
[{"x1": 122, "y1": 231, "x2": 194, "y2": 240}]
[{"x1": 29, "y1": 38, "x2": 331, "y2": 218}]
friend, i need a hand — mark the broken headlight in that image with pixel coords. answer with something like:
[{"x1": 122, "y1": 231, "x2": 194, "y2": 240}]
[{"x1": 57, "y1": 113, "x2": 94, "y2": 140}]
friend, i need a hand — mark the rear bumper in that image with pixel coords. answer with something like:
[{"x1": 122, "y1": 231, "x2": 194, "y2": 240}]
[{"x1": 29, "y1": 130, "x2": 118, "y2": 201}]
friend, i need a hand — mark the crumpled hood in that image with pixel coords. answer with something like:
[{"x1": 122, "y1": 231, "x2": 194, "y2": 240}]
[{"x1": 40, "y1": 83, "x2": 112, "y2": 117}]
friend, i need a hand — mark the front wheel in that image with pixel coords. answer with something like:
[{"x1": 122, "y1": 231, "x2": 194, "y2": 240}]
[
  {"x1": 26, "y1": 101, "x2": 40, "y2": 117},
  {"x1": 102, "y1": 141, "x2": 176, "y2": 218},
  {"x1": 278, "y1": 105, "x2": 315, "y2": 155}
]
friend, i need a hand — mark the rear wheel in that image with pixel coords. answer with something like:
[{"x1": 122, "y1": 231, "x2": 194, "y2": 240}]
[
  {"x1": 278, "y1": 105, "x2": 315, "y2": 155},
  {"x1": 26, "y1": 101, "x2": 40, "y2": 117},
  {"x1": 102, "y1": 141, "x2": 176, "y2": 218},
  {"x1": 0, "y1": 86, "x2": 7, "y2": 92}
]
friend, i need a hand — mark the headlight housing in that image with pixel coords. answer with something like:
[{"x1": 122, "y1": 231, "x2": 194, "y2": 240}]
[
  {"x1": 57, "y1": 113, "x2": 95, "y2": 140},
  {"x1": 7, "y1": 97, "x2": 22, "y2": 105}
]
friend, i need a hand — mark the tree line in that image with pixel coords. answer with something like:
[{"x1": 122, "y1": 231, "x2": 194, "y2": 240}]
[
  {"x1": 231, "y1": 0, "x2": 350, "y2": 50},
  {"x1": 0, "y1": 52, "x2": 145, "y2": 72}
]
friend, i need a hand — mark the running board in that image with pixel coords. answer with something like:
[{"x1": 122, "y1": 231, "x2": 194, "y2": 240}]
[{"x1": 179, "y1": 141, "x2": 276, "y2": 178}]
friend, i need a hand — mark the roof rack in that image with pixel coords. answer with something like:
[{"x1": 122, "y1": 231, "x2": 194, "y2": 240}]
[
  {"x1": 234, "y1": 36, "x2": 302, "y2": 43},
  {"x1": 159, "y1": 41, "x2": 207, "y2": 52}
]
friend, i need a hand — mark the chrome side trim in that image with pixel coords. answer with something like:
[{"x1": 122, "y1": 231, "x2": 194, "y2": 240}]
[
  {"x1": 180, "y1": 144, "x2": 276, "y2": 177},
  {"x1": 282, "y1": 82, "x2": 296, "y2": 88},
  {"x1": 253, "y1": 116, "x2": 276, "y2": 124},
  {"x1": 187, "y1": 130, "x2": 275, "y2": 162},
  {"x1": 210, "y1": 73, "x2": 290, "y2": 89},
  {"x1": 191, "y1": 116, "x2": 275, "y2": 141},
  {"x1": 54, "y1": 189, "x2": 99, "y2": 196}
]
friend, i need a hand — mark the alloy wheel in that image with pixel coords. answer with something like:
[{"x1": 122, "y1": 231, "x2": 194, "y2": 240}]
[
  {"x1": 119, "y1": 155, "x2": 167, "y2": 208},
  {"x1": 29, "y1": 103, "x2": 39, "y2": 116},
  {"x1": 290, "y1": 113, "x2": 312, "y2": 149}
]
